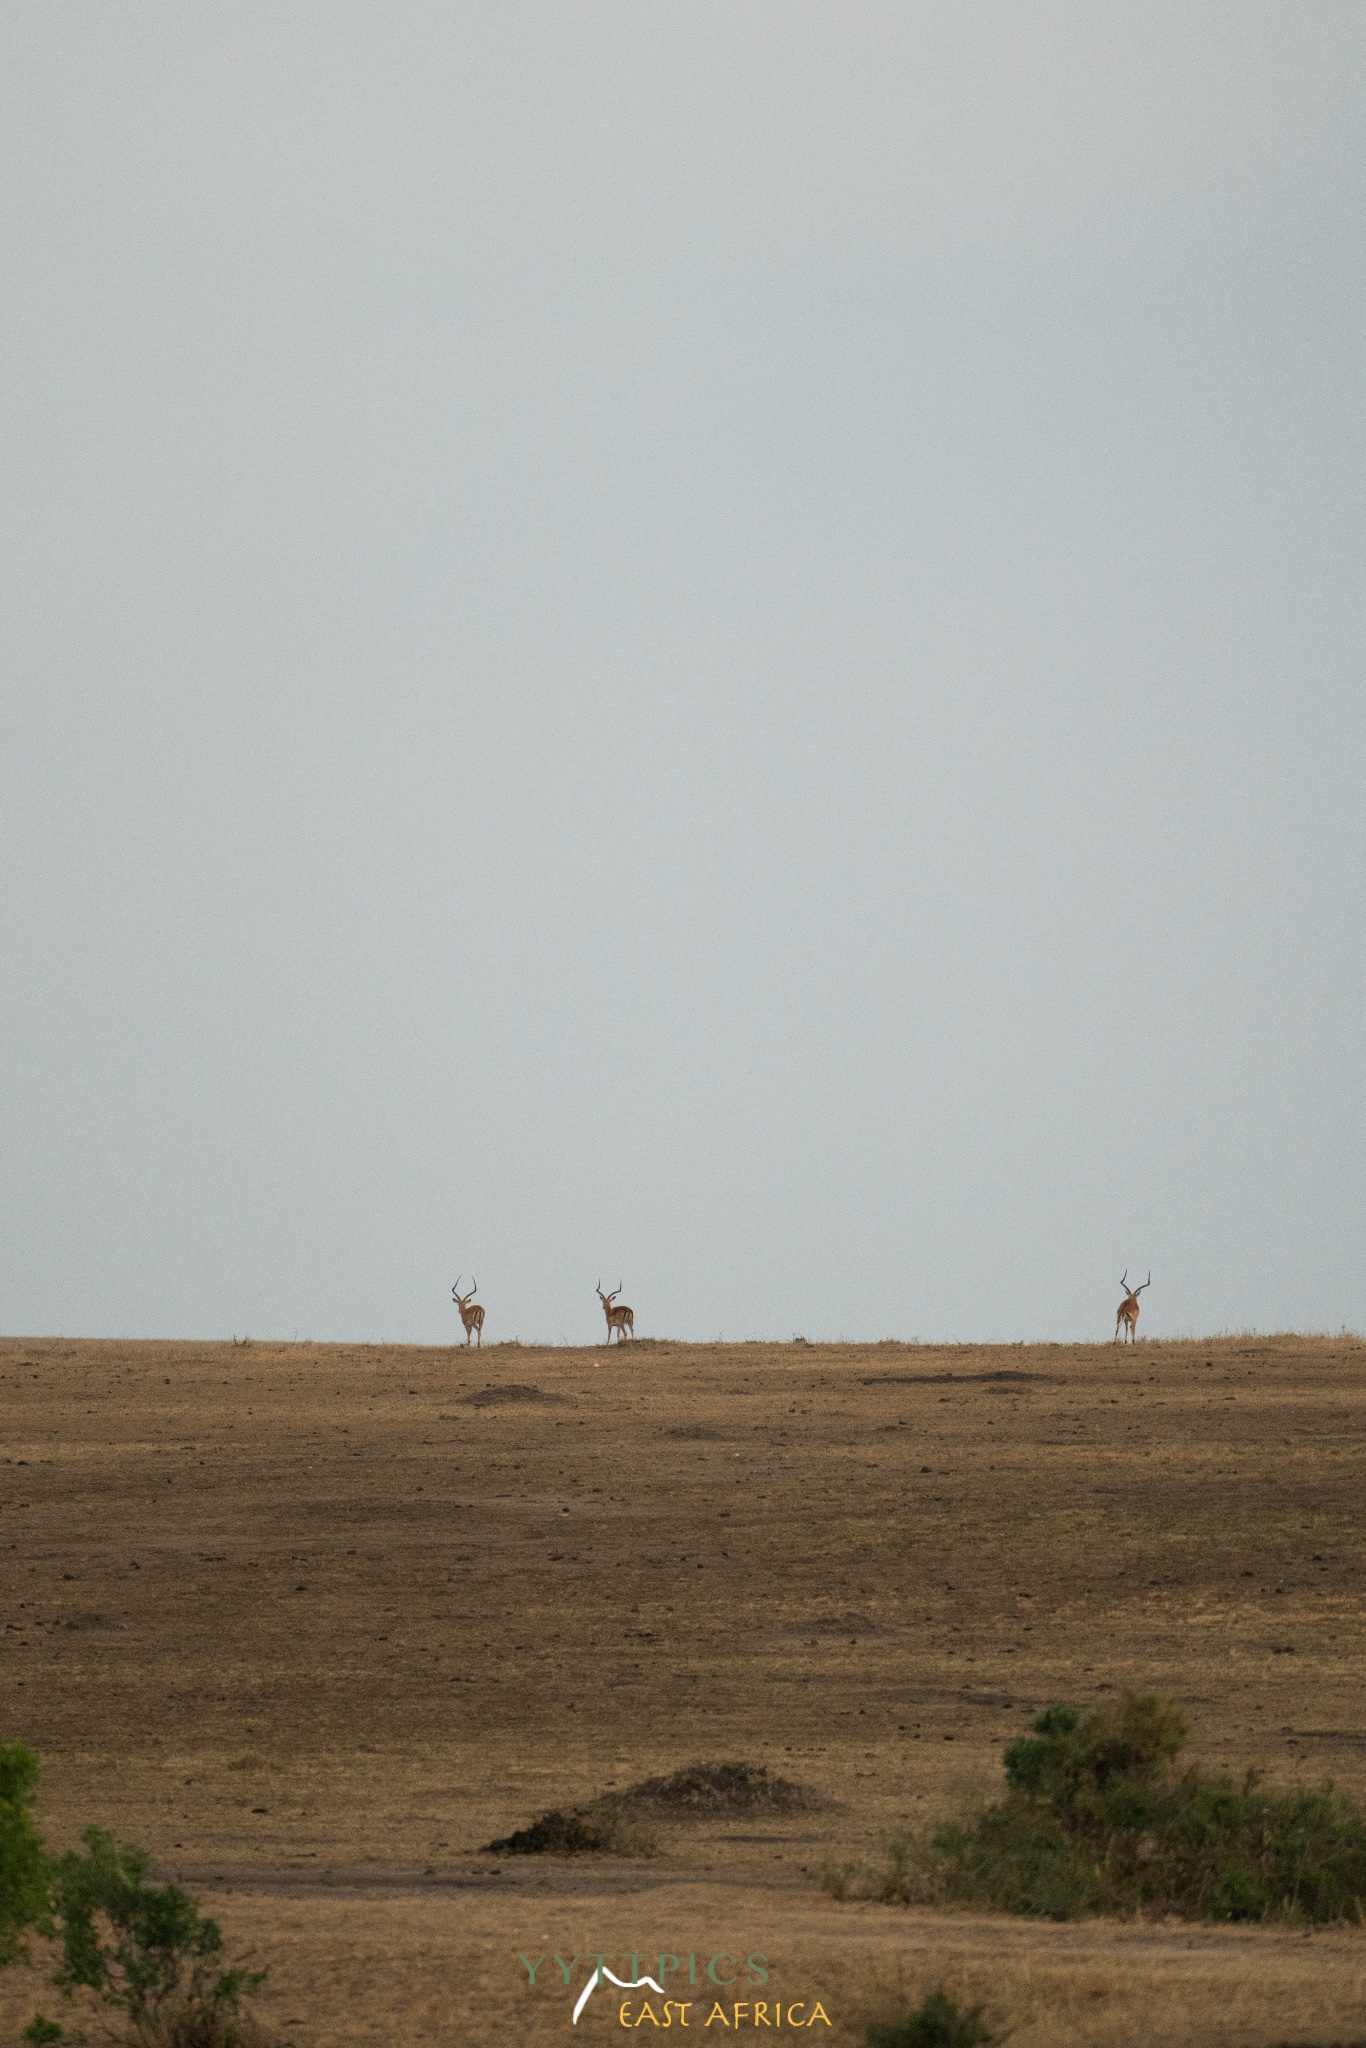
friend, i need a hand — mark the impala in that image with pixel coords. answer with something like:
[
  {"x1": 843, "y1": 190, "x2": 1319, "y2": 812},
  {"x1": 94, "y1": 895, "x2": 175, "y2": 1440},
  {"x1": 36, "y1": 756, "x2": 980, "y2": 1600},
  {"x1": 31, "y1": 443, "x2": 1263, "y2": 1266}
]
[
  {"x1": 597, "y1": 1280, "x2": 634, "y2": 1343},
  {"x1": 452, "y1": 1277, "x2": 485, "y2": 1347},
  {"x1": 1114, "y1": 1270, "x2": 1150, "y2": 1344}
]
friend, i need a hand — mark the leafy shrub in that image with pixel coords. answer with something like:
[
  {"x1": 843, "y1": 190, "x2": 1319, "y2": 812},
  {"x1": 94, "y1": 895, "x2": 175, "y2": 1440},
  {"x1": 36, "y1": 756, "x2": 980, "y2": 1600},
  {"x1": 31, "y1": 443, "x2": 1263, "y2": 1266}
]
[
  {"x1": 2, "y1": 1750, "x2": 275, "y2": 2046},
  {"x1": 865, "y1": 1987, "x2": 997, "y2": 2047},
  {"x1": 0, "y1": 1743, "x2": 51, "y2": 1967},
  {"x1": 28, "y1": 1827, "x2": 273, "y2": 2045},
  {"x1": 832, "y1": 1692, "x2": 1366, "y2": 1923},
  {"x1": 51, "y1": 1828, "x2": 266, "y2": 2021}
]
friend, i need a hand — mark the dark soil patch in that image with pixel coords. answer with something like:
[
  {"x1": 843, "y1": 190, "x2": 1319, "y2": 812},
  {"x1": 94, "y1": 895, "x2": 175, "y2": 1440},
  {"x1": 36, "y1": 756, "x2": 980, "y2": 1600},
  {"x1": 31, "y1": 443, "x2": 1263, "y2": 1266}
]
[
  {"x1": 804, "y1": 1612, "x2": 878, "y2": 1637},
  {"x1": 662, "y1": 1424, "x2": 724, "y2": 1441},
  {"x1": 862, "y1": 1371, "x2": 1054, "y2": 1387},
  {"x1": 460, "y1": 1384, "x2": 568, "y2": 1408}
]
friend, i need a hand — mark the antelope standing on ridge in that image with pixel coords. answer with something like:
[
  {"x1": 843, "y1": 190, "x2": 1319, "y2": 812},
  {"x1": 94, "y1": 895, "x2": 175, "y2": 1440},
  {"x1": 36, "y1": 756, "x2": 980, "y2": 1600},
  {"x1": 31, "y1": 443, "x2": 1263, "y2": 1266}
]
[
  {"x1": 452, "y1": 1277, "x2": 485, "y2": 1346},
  {"x1": 1114, "y1": 1270, "x2": 1150, "y2": 1344},
  {"x1": 597, "y1": 1280, "x2": 634, "y2": 1343}
]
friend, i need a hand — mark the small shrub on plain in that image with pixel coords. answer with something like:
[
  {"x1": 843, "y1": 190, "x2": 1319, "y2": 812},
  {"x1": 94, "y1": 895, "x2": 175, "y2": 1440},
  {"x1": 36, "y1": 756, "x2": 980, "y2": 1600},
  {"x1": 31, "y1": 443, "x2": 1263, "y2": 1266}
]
[
  {"x1": 48, "y1": 1826, "x2": 268, "y2": 2036},
  {"x1": 0, "y1": 1743, "x2": 51, "y2": 1967},
  {"x1": 864, "y1": 1987, "x2": 998, "y2": 2048},
  {"x1": 0, "y1": 1745, "x2": 276, "y2": 2047},
  {"x1": 829, "y1": 1692, "x2": 1366, "y2": 1923}
]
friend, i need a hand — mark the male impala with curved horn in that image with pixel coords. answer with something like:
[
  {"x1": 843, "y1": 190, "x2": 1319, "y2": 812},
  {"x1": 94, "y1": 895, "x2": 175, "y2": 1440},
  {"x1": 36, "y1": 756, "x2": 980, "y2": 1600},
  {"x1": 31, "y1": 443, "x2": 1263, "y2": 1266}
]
[
  {"x1": 451, "y1": 1277, "x2": 485, "y2": 1347},
  {"x1": 1114, "y1": 1270, "x2": 1150, "y2": 1344},
  {"x1": 597, "y1": 1280, "x2": 634, "y2": 1343}
]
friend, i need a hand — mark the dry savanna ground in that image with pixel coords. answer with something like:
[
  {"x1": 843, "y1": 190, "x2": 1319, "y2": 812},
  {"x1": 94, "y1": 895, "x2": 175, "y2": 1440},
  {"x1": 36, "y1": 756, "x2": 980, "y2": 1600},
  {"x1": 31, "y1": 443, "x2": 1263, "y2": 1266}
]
[{"x1": 3, "y1": 1330, "x2": 1366, "y2": 2046}]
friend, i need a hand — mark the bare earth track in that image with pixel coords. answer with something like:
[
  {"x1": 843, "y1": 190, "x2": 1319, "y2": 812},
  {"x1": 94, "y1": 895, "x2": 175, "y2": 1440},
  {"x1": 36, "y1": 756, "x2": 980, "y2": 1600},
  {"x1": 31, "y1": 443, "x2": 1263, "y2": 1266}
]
[{"x1": 2, "y1": 1331, "x2": 1365, "y2": 2044}]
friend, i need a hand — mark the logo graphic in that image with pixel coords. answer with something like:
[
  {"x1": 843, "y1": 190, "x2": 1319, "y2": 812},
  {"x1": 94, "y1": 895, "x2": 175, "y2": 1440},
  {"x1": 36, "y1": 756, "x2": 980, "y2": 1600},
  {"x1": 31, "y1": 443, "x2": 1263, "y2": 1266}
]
[
  {"x1": 573, "y1": 1965, "x2": 665, "y2": 2024},
  {"x1": 515, "y1": 1950, "x2": 829, "y2": 2028}
]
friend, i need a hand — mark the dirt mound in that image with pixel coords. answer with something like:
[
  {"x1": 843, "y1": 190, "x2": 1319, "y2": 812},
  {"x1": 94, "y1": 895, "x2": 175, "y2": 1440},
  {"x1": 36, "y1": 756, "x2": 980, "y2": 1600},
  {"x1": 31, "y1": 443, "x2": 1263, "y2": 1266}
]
[
  {"x1": 460, "y1": 1383, "x2": 567, "y2": 1408},
  {"x1": 662, "y1": 1424, "x2": 724, "y2": 1440},
  {"x1": 481, "y1": 1802, "x2": 654, "y2": 1857},
  {"x1": 620, "y1": 1760, "x2": 815, "y2": 1815},
  {"x1": 481, "y1": 1808, "x2": 605, "y2": 1854}
]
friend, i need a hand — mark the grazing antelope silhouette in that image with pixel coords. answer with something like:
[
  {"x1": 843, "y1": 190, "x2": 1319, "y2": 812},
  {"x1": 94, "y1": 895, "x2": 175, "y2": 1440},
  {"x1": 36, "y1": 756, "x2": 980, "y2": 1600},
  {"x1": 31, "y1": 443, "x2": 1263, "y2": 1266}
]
[
  {"x1": 597, "y1": 1280, "x2": 634, "y2": 1343},
  {"x1": 1114, "y1": 1270, "x2": 1150, "y2": 1344},
  {"x1": 451, "y1": 1277, "x2": 485, "y2": 1347}
]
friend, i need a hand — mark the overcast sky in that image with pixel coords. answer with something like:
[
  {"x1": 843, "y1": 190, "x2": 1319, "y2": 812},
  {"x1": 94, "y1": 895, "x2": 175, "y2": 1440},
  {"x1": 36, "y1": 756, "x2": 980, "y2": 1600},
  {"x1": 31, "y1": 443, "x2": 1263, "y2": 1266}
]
[{"x1": 3, "y1": 3, "x2": 1363, "y2": 1346}]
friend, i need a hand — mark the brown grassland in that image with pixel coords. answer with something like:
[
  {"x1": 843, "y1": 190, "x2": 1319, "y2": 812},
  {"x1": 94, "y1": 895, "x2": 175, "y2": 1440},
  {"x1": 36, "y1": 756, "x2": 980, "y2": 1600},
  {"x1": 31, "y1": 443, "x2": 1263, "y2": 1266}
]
[{"x1": 2, "y1": 1329, "x2": 1366, "y2": 2046}]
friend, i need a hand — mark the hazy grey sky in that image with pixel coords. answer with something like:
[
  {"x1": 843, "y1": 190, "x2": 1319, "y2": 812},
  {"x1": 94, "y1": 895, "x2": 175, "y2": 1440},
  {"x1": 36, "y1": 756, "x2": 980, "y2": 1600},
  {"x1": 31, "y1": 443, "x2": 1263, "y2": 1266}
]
[{"x1": 3, "y1": 3, "x2": 1363, "y2": 1345}]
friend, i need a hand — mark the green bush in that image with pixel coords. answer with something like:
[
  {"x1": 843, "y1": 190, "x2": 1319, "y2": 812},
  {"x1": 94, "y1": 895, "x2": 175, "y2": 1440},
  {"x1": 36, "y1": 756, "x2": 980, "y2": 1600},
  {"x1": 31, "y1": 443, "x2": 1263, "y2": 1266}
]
[
  {"x1": 21, "y1": 2017, "x2": 65, "y2": 2045},
  {"x1": 0, "y1": 1743, "x2": 51, "y2": 1967},
  {"x1": 833, "y1": 1692, "x2": 1366, "y2": 1924},
  {"x1": 2, "y1": 1747, "x2": 275, "y2": 2046},
  {"x1": 865, "y1": 1987, "x2": 997, "y2": 2048},
  {"x1": 50, "y1": 1827, "x2": 266, "y2": 2031}
]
